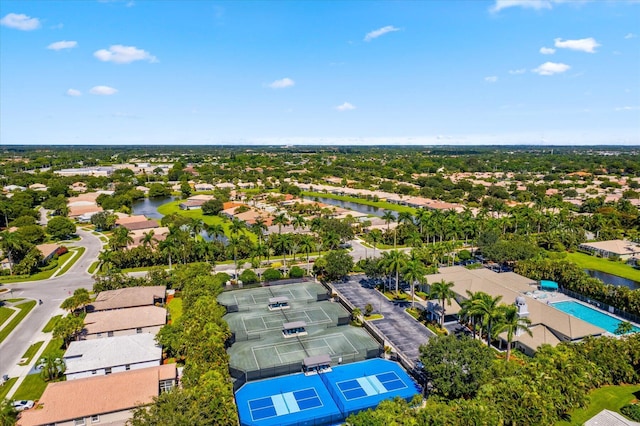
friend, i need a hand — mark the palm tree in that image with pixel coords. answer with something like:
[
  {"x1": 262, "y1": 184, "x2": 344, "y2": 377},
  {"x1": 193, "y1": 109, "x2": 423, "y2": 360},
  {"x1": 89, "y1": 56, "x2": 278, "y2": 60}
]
[
  {"x1": 369, "y1": 229, "x2": 382, "y2": 257},
  {"x1": 37, "y1": 350, "x2": 65, "y2": 381},
  {"x1": 227, "y1": 235, "x2": 242, "y2": 279},
  {"x1": 109, "y1": 226, "x2": 133, "y2": 251},
  {"x1": 382, "y1": 250, "x2": 408, "y2": 295},
  {"x1": 459, "y1": 290, "x2": 484, "y2": 339},
  {"x1": 382, "y1": 211, "x2": 395, "y2": 232},
  {"x1": 0, "y1": 398, "x2": 18, "y2": 426},
  {"x1": 0, "y1": 231, "x2": 26, "y2": 274},
  {"x1": 273, "y1": 213, "x2": 289, "y2": 235},
  {"x1": 291, "y1": 214, "x2": 307, "y2": 231},
  {"x1": 299, "y1": 234, "x2": 315, "y2": 275},
  {"x1": 273, "y1": 233, "x2": 293, "y2": 270},
  {"x1": 397, "y1": 211, "x2": 414, "y2": 226},
  {"x1": 469, "y1": 292, "x2": 503, "y2": 347},
  {"x1": 189, "y1": 218, "x2": 204, "y2": 240},
  {"x1": 493, "y1": 304, "x2": 532, "y2": 362},
  {"x1": 141, "y1": 229, "x2": 158, "y2": 248},
  {"x1": 402, "y1": 259, "x2": 427, "y2": 309},
  {"x1": 205, "y1": 223, "x2": 225, "y2": 241},
  {"x1": 251, "y1": 218, "x2": 268, "y2": 243},
  {"x1": 429, "y1": 279, "x2": 455, "y2": 327},
  {"x1": 98, "y1": 250, "x2": 116, "y2": 274},
  {"x1": 229, "y1": 218, "x2": 246, "y2": 237},
  {"x1": 159, "y1": 237, "x2": 178, "y2": 270}
]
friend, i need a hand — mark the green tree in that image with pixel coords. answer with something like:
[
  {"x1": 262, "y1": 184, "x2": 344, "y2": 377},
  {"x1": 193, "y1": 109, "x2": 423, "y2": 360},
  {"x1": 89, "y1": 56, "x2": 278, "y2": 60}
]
[
  {"x1": 180, "y1": 182, "x2": 192, "y2": 198},
  {"x1": 380, "y1": 250, "x2": 408, "y2": 295},
  {"x1": 468, "y1": 292, "x2": 503, "y2": 347},
  {"x1": 46, "y1": 216, "x2": 76, "y2": 240},
  {"x1": 493, "y1": 304, "x2": 532, "y2": 362},
  {"x1": 0, "y1": 398, "x2": 18, "y2": 426},
  {"x1": 53, "y1": 315, "x2": 84, "y2": 348},
  {"x1": 615, "y1": 321, "x2": 634, "y2": 335},
  {"x1": 429, "y1": 279, "x2": 455, "y2": 327},
  {"x1": 419, "y1": 334, "x2": 493, "y2": 399},
  {"x1": 322, "y1": 250, "x2": 354, "y2": 281},
  {"x1": 37, "y1": 350, "x2": 65, "y2": 381},
  {"x1": 148, "y1": 183, "x2": 171, "y2": 198},
  {"x1": 402, "y1": 259, "x2": 427, "y2": 310},
  {"x1": 201, "y1": 198, "x2": 223, "y2": 215},
  {"x1": 262, "y1": 268, "x2": 282, "y2": 282}
]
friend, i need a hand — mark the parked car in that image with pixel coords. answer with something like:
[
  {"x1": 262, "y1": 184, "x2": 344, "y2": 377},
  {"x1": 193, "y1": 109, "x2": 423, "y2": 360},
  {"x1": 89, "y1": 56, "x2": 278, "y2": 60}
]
[{"x1": 13, "y1": 400, "x2": 34, "y2": 411}]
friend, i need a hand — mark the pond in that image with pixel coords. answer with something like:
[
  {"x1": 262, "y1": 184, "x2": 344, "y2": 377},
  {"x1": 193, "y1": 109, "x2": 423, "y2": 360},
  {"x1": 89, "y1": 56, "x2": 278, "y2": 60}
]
[
  {"x1": 302, "y1": 196, "x2": 397, "y2": 218},
  {"x1": 131, "y1": 196, "x2": 175, "y2": 219},
  {"x1": 585, "y1": 269, "x2": 640, "y2": 290}
]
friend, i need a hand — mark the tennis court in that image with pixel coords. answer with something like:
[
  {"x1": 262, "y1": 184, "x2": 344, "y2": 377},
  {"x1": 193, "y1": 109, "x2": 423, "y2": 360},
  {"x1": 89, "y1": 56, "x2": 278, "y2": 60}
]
[
  {"x1": 218, "y1": 281, "x2": 329, "y2": 311},
  {"x1": 236, "y1": 358, "x2": 420, "y2": 426}
]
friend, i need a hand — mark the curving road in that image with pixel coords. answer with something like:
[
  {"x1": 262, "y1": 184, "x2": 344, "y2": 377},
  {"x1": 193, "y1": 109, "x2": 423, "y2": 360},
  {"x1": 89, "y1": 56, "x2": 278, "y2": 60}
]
[{"x1": 0, "y1": 228, "x2": 103, "y2": 378}]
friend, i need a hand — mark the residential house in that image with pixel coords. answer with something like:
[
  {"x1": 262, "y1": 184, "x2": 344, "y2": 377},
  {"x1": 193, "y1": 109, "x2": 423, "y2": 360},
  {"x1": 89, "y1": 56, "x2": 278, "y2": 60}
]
[
  {"x1": 17, "y1": 364, "x2": 177, "y2": 426},
  {"x1": 64, "y1": 333, "x2": 162, "y2": 380},
  {"x1": 179, "y1": 199, "x2": 206, "y2": 210},
  {"x1": 115, "y1": 215, "x2": 159, "y2": 231},
  {"x1": 579, "y1": 240, "x2": 640, "y2": 261},
  {"x1": 82, "y1": 306, "x2": 167, "y2": 339},
  {"x1": 35, "y1": 243, "x2": 62, "y2": 263},
  {"x1": 128, "y1": 227, "x2": 169, "y2": 248},
  {"x1": 89, "y1": 286, "x2": 166, "y2": 312}
]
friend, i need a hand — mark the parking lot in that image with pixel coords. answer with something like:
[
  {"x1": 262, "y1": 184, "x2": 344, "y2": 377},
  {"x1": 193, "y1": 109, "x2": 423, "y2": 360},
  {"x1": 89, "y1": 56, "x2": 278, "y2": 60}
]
[{"x1": 331, "y1": 275, "x2": 435, "y2": 363}]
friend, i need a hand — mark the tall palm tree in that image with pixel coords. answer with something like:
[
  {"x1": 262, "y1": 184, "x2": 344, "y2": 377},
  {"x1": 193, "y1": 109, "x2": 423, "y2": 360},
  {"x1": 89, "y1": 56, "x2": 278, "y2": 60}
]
[
  {"x1": 402, "y1": 259, "x2": 427, "y2": 309},
  {"x1": 141, "y1": 229, "x2": 158, "y2": 248},
  {"x1": 229, "y1": 218, "x2": 246, "y2": 237},
  {"x1": 429, "y1": 279, "x2": 455, "y2": 327},
  {"x1": 493, "y1": 304, "x2": 532, "y2": 362},
  {"x1": 189, "y1": 218, "x2": 205, "y2": 240},
  {"x1": 369, "y1": 229, "x2": 382, "y2": 258},
  {"x1": 414, "y1": 208, "x2": 430, "y2": 236},
  {"x1": 469, "y1": 292, "x2": 503, "y2": 347},
  {"x1": 37, "y1": 350, "x2": 66, "y2": 381},
  {"x1": 291, "y1": 214, "x2": 307, "y2": 231},
  {"x1": 98, "y1": 250, "x2": 115, "y2": 274},
  {"x1": 382, "y1": 211, "x2": 395, "y2": 232},
  {"x1": 109, "y1": 226, "x2": 133, "y2": 251},
  {"x1": 0, "y1": 231, "x2": 25, "y2": 274},
  {"x1": 458, "y1": 290, "x2": 485, "y2": 339},
  {"x1": 227, "y1": 235, "x2": 242, "y2": 278},
  {"x1": 299, "y1": 234, "x2": 315, "y2": 275},
  {"x1": 397, "y1": 211, "x2": 414, "y2": 226},
  {"x1": 251, "y1": 218, "x2": 268, "y2": 243},
  {"x1": 382, "y1": 249, "x2": 408, "y2": 295},
  {"x1": 159, "y1": 236, "x2": 178, "y2": 270},
  {"x1": 273, "y1": 213, "x2": 289, "y2": 235},
  {"x1": 205, "y1": 223, "x2": 225, "y2": 241},
  {"x1": 273, "y1": 233, "x2": 293, "y2": 269}
]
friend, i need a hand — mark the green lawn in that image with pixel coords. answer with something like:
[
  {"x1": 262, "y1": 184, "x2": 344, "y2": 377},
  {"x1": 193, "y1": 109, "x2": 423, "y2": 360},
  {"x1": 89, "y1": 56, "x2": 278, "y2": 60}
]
[
  {"x1": 55, "y1": 247, "x2": 86, "y2": 276},
  {"x1": 566, "y1": 252, "x2": 640, "y2": 282},
  {"x1": 157, "y1": 200, "x2": 257, "y2": 242},
  {"x1": 3, "y1": 298, "x2": 24, "y2": 303},
  {"x1": 42, "y1": 315, "x2": 62, "y2": 333},
  {"x1": 557, "y1": 384, "x2": 640, "y2": 425},
  {"x1": 0, "y1": 248, "x2": 82, "y2": 283},
  {"x1": 40, "y1": 338, "x2": 64, "y2": 357},
  {"x1": 19, "y1": 341, "x2": 44, "y2": 365},
  {"x1": 167, "y1": 297, "x2": 183, "y2": 323},
  {"x1": 0, "y1": 306, "x2": 14, "y2": 327},
  {"x1": 12, "y1": 373, "x2": 49, "y2": 401},
  {"x1": 302, "y1": 191, "x2": 418, "y2": 214},
  {"x1": 0, "y1": 377, "x2": 17, "y2": 400},
  {"x1": 87, "y1": 261, "x2": 100, "y2": 274},
  {"x1": 365, "y1": 314, "x2": 384, "y2": 320},
  {"x1": 0, "y1": 300, "x2": 37, "y2": 344}
]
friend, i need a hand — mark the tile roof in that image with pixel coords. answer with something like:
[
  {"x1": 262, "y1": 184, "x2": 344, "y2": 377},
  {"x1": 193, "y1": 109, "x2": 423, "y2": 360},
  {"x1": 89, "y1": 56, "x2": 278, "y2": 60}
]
[
  {"x1": 90, "y1": 286, "x2": 166, "y2": 311},
  {"x1": 17, "y1": 364, "x2": 176, "y2": 426},
  {"x1": 83, "y1": 306, "x2": 167, "y2": 335}
]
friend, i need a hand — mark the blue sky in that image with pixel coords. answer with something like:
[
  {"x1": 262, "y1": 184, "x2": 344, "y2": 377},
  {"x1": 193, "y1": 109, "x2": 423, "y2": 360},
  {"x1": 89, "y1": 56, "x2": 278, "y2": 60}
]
[{"x1": 1, "y1": 0, "x2": 638, "y2": 145}]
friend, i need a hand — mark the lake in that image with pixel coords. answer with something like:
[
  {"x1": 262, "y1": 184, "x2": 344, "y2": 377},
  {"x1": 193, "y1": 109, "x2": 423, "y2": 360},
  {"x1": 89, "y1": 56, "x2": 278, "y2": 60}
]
[
  {"x1": 131, "y1": 196, "x2": 175, "y2": 219},
  {"x1": 302, "y1": 196, "x2": 397, "y2": 218},
  {"x1": 585, "y1": 269, "x2": 640, "y2": 290}
]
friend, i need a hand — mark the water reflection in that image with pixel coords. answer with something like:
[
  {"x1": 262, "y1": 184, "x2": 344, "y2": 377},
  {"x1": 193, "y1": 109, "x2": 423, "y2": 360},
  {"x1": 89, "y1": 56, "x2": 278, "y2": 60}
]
[
  {"x1": 585, "y1": 269, "x2": 640, "y2": 290},
  {"x1": 302, "y1": 196, "x2": 397, "y2": 218}
]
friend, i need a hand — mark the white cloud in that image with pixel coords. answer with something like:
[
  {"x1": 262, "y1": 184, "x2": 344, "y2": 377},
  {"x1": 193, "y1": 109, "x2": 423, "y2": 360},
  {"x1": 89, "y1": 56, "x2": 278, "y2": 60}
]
[
  {"x1": 0, "y1": 13, "x2": 41, "y2": 30},
  {"x1": 615, "y1": 106, "x2": 640, "y2": 111},
  {"x1": 335, "y1": 102, "x2": 356, "y2": 111},
  {"x1": 89, "y1": 86, "x2": 118, "y2": 95},
  {"x1": 94, "y1": 45, "x2": 157, "y2": 64},
  {"x1": 625, "y1": 33, "x2": 637, "y2": 39},
  {"x1": 66, "y1": 89, "x2": 82, "y2": 97},
  {"x1": 485, "y1": 76, "x2": 498, "y2": 83},
  {"x1": 554, "y1": 37, "x2": 600, "y2": 53},
  {"x1": 532, "y1": 61, "x2": 571, "y2": 75},
  {"x1": 508, "y1": 68, "x2": 526, "y2": 75},
  {"x1": 47, "y1": 40, "x2": 78, "y2": 51},
  {"x1": 364, "y1": 25, "x2": 400, "y2": 42},
  {"x1": 490, "y1": 0, "x2": 553, "y2": 13},
  {"x1": 540, "y1": 47, "x2": 556, "y2": 54},
  {"x1": 268, "y1": 78, "x2": 295, "y2": 89}
]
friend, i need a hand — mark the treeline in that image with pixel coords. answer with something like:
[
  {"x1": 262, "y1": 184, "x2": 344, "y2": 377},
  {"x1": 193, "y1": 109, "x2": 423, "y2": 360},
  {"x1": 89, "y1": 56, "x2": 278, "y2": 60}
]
[
  {"x1": 516, "y1": 258, "x2": 640, "y2": 317},
  {"x1": 348, "y1": 334, "x2": 640, "y2": 426},
  {"x1": 130, "y1": 263, "x2": 237, "y2": 425}
]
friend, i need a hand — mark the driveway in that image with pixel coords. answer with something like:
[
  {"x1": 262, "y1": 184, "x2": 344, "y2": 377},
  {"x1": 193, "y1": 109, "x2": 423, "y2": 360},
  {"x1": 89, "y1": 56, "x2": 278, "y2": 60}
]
[
  {"x1": 0, "y1": 228, "x2": 103, "y2": 377},
  {"x1": 331, "y1": 275, "x2": 434, "y2": 364}
]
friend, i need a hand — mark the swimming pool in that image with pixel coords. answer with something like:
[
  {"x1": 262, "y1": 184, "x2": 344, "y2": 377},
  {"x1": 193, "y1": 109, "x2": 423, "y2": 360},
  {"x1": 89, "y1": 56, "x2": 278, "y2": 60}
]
[{"x1": 551, "y1": 301, "x2": 640, "y2": 334}]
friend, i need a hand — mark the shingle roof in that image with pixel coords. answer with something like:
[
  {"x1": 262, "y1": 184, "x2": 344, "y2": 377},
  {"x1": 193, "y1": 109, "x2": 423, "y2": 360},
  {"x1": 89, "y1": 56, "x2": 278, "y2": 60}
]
[
  {"x1": 17, "y1": 364, "x2": 176, "y2": 426},
  {"x1": 64, "y1": 333, "x2": 162, "y2": 375},
  {"x1": 90, "y1": 286, "x2": 166, "y2": 311},
  {"x1": 83, "y1": 306, "x2": 167, "y2": 335}
]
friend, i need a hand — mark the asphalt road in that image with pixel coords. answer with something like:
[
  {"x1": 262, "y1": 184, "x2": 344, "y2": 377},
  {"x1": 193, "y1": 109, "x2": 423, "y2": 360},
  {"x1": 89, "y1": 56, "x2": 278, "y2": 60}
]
[{"x1": 0, "y1": 228, "x2": 103, "y2": 377}]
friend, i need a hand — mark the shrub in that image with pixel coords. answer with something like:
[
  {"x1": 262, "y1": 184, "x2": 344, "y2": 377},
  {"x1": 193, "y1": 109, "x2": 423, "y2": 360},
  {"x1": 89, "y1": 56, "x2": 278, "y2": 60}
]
[
  {"x1": 239, "y1": 269, "x2": 258, "y2": 284},
  {"x1": 621, "y1": 404, "x2": 640, "y2": 422},
  {"x1": 262, "y1": 268, "x2": 282, "y2": 282},
  {"x1": 288, "y1": 266, "x2": 304, "y2": 279}
]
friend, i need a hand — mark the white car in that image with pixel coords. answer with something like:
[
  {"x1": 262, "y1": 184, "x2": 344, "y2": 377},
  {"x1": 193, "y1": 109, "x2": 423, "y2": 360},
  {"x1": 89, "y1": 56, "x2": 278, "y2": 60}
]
[{"x1": 12, "y1": 400, "x2": 34, "y2": 411}]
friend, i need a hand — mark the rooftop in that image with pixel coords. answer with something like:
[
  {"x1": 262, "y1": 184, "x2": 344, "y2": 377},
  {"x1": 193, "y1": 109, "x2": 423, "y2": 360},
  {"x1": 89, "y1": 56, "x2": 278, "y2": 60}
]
[
  {"x1": 83, "y1": 306, "x2": 167, "y2": 335},
  {"x1": 90, "y1": 285, "x2": 166, "y2": 311}
]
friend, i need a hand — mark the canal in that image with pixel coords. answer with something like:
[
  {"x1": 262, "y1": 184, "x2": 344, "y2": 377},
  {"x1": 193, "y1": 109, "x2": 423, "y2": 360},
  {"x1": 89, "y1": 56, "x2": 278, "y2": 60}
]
[
  {"x1": 585, "y1": 269, "x2": 640, "y2": 290},
  {"x1": 302, "y1": 195, "x2": 397, "y2": 218}
]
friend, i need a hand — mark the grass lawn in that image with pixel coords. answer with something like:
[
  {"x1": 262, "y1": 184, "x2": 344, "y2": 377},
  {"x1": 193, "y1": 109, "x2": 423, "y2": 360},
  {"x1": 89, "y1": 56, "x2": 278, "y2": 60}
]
[
  {"x1": 12, "y1": 373, "x2": 49, "y2": 401},
  {"x1": 42, "y1": 315, "x2": 62, "y2": 333},
  {"x1": 40, "y1": 338, "x2": 64, "y2": 357},
  {"x1": 302, "y1": 191, "x2": 418, "y2": 214},
  {"x1": 88, "y1": 261, "x2": 100, "y2": 274},
  {"x1": 167, "y1": 297, "x2": 183, "y2": 323},
  {"x1": 0, "y1": 377, "x2": 17, "y2": 400},
  {"x1": 0, "y1": 306, "x2": 14, "y2": 327},
  {"x1": 566, "y1": 252, "x2": 640, "y2": 282},
  {"x1": 557, "y1": 384, "x2": 640, "y2": 425},
  {"x1": 365, "y1": 314, "x2": 384, "y2": 321},
  {"x1": 55, "y1": 247, "x2": 86, "y2": 276},
  {"x1": 3, "y1": 298, "x2": 24, "y2": 303},
  {"x1": 0, "y1": 249, "x2": 81, "y2": 283},
  {"x1": 157, "y1": 200, "x2": 257, "y2": 242},
  {"x1": 19, "y1": 341, "x2": 44, "y2": 365},
  {"x1": 382, "y1": 290, "x2": 408, "y2": 300},
  {"x1": 0, "y1": 300, "x2": 37, "y2": 344}
]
